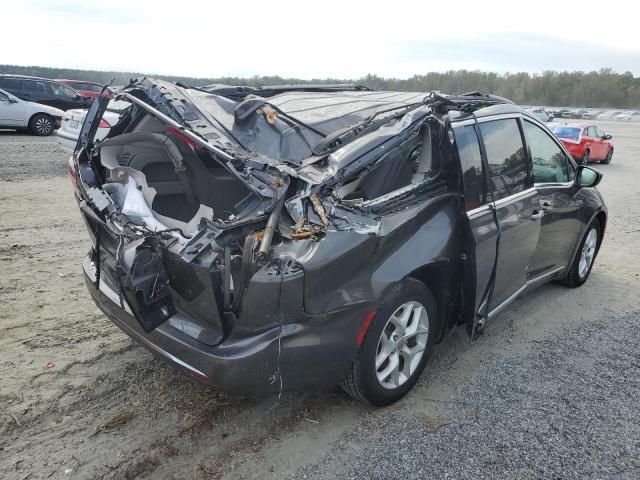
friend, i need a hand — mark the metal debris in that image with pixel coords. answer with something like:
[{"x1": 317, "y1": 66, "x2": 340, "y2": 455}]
[{"x1": 309, "y1": 193, "x2": 330, "y2": 226}]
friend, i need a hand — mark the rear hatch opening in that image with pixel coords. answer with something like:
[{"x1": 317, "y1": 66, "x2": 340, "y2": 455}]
[
  {"x1": 75, "y1": 97, "x2": 291, "y2": 345},
  {"x1": 73, "y1": 81, "x2": 464, "y2": 345}
]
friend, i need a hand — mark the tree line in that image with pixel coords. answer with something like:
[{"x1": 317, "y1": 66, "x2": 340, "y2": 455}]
[{"x1": 2, "y1": 65, "x2": 639, "y2": 109}]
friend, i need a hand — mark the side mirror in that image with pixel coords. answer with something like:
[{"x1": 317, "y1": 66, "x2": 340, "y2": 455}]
[
  {"x1": 603, "y1": 134, "x2": 612, "y2": 140},
  {"x1": 8, "y1": 97, "x2": 18, "y2": 103},
  {"x1": 576, "y1": 165, "x2": 602, "y2": 188}
]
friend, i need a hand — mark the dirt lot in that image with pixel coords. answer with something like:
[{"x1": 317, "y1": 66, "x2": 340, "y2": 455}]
[{"x1": 1, "y1": 121, "x2": 639, "y2": 480}]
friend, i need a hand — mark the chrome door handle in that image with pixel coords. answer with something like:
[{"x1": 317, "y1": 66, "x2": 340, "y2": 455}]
[{"x1": 530, "y1": 210, "x2": 545, "y2": 220}]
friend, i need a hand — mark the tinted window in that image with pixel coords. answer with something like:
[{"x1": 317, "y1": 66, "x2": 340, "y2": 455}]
[
  {"x1": 23, "y1": 80, "x2": 49, "y2": 94},
  {"x1": 50, "y1": 83, "x2": 77, "y2": 98},
  {"x1": 0, "y1": 78, "x2": 23, "y2": 90},
  {"x1": 523, "y1": 121, "x2": 569, "y2": 183},
  {"x1": 454, "y1": 124, "x2": 485, "y2": 210},
  {"x1": 585, "y1": 127, "x2": 595, "y2": 137},
  {"x1": 479, "y1": 119, "x2": 528, "y2": 200},
  {"x1": 0, "y1": 91, "x2": 9, "y2": 101}
]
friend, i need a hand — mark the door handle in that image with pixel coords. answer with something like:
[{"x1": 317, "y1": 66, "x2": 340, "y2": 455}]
[
  {"x1": 541, "y1": 201, "x2": 553, "y2": 211},
  {"x1": 530, "y1": 210, "x2": 545, "y2": 220}
]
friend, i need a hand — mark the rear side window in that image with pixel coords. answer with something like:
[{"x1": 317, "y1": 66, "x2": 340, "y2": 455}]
[
  {"x1": 479, "y1": 119, "x2": 528, "y2": 201},
  {"x1": 23, "y1": 80, "x2": 49, "y2": 93},
  {"x1": 0, "y1": 78, "x2": 23, "y2": 90},
  {"x1": 453, "y1": 125, "x2": 485, "y2": 210},
  {"x1": 523, "y1": 121, "x2": 569, "y2": 183}
]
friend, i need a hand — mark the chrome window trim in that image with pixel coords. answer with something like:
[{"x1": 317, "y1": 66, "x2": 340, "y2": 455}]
[
  {"x1": 493, "y1": 187, "x2": 537, "y2": 208},
  {"x1": 534, "y1": 181, "x2": 574, "y2": 189},
  {"x1": 466, "y1": 186, "x2": 539, "y2": 217},
  {"x1": 466, "y1": 204, "x2": 492, "y2": 219}
]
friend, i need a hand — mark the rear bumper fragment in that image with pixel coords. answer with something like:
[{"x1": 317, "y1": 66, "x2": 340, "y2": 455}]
[{"x1": 83, "y1": 255, "x2": 370, "y2": 394}]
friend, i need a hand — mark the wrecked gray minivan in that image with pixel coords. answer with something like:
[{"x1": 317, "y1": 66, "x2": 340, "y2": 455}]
[{"x1": 72, "y1": 80, "x2": 606, "y2": 405}]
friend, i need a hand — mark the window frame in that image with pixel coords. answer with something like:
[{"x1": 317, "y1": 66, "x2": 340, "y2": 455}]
[
  {"x1": 453, "y1": 112, "x2": 578, "y2": 210},
  {"x1": 521, "y1": 118, "x2": 572, "y2": 185},
  {"x1": 475, "y1": 116, "x2": 533, "y2": 202},
  {"x1": 453, "y1": 122, "x2": 487, "y2": 211}
]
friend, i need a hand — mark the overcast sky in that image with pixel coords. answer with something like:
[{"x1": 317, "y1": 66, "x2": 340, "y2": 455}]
[{"x1": 2, "y1": 0, "x2": 639, "y2": 78}]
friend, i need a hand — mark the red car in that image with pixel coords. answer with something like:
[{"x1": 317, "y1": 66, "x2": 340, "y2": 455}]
[
  {"x1": 56, "y1": 79, "x2": 113, "y2": 99},
  {"x1": 551, "y1": 123, "x2": 614, "y2": 164}
]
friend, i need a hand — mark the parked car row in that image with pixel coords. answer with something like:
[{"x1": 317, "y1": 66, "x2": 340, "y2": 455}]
[
  {"x1": 542, "y1": 106, "x2": 640, "y2": 122},
  {"x1": 0, "y1": 74, "x2": 113, "y2": 136},
  {"x1": 0, "y1": 88, "x2": 64, "y2": 135},
  {"x1": 525, "y1": 107, "x2": 554, "y2": 122}
]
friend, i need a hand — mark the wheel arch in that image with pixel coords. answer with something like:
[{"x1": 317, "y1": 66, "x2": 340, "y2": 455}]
[
  {"x1": 28, "y1": 111, "x2": 55, "y2": 124},
  {"x1": 407, "y1": 259, "x2": 460, "y2": 343},
  {"x1": 564, "y1": 208, "x2": 607, "y2": 278},
  {"x1": 594, "y1": 210, "x2": 607, "y2": 242}
]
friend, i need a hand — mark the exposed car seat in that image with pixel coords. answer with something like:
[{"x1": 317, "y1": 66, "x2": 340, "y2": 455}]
[{"x1": 99, "y1": 132, "x2": 252, "y2": 222}]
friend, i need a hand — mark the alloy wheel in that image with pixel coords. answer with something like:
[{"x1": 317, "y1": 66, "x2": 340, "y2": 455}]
[
  {"x1": 375, "y1": 301, "x2": 429, "y2": 389},
  {"x1": 35, "y1": 117, "x2": 53, "y2": 135},
  {"x1": 578, "y1": 228, "x2": 598, "y2": 279}
]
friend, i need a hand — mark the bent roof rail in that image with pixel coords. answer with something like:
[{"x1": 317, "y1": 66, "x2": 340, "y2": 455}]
[{"x1": 178, "y1": 83, "x2": 372, "y2": 99}]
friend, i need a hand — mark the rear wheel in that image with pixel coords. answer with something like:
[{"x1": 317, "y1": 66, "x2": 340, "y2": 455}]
[
  {"x1": 561, "y1": 219, "x2": 601, "y2": 288},
  {"x1": 580, "y1": 149, "x2": 590, "y2": 165},
  {"x1": 29, "y1": 114, "x2": 54, "y2": 136},
  {"x1": 342, "y1": 278, "x2": 436, "y2": 406},
  {"x1": 601, "y1": 148, "x2": 613, "y2": 164}
]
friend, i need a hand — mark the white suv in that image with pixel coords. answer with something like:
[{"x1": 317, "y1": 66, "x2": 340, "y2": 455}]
[{"x1": 0, "y1": 88, "x2": 63, "y2": 136}]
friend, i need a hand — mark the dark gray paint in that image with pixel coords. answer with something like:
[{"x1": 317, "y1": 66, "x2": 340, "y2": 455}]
[{"x1": 74, "y1": 82, "x2": 608, "y2": 393}]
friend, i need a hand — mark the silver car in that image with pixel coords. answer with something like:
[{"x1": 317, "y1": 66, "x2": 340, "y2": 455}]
[{"x1": 527, "y1": 107, "x2": 553, "y2": 122}]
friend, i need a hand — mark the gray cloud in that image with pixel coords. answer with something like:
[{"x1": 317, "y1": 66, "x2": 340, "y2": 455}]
[{"x1": 393, "y1": 33, "x2": 640, "y2": 75}]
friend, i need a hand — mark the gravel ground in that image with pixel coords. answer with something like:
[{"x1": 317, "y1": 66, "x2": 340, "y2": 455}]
[
  {"x1": 0, "y1": 121, "x2": 639, "y2": 480},
  {"x1": 299, "y1": 311, "x2": 640, "y2": 480}
]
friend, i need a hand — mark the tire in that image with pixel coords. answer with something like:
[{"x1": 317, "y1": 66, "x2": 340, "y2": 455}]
[
  {"x1": 601, "y1": 148, "x2": 613, "y2": 164},
  {"x1": 342, "y1": 278, "x2": 436, "y2": 406},
  {"x1": 29, "y1": 113, "x2": 55, "y2": 136},
  {"x1": 560, "y1": 219, "x2": 601, "y2": 288},
  {"x1": 580, "y1": 149, "x2": 590, "y2": 165}
]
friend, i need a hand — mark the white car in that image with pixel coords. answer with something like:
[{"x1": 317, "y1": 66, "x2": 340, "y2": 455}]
[
  {"x1": 57, "y1": 100, "x2": 128, "y2": 152},
  {"x1": 616, "y1": 111, "x2": 640, "y2": 122},
  {"x1": 0, "y1": 88, "x2": 63, "y2": 136},
  {"x1": 526, "y1": 107, "x2": 553, "y2": 122},
  {"x1": 596, "y1": 110, "x2": 623, "y2": 120}
]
